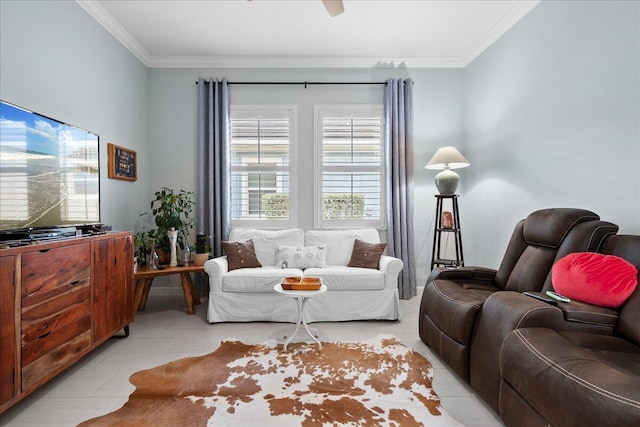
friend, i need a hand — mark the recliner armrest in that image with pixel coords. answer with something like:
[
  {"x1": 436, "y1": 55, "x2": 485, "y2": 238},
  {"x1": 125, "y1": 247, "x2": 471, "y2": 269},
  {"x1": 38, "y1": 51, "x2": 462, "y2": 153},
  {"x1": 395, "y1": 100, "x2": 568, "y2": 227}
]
[
  {"x1": 203, "y1": 256, "x2": 228, "y2": 293},
  {"x1": 469, "y1": 291, "x2": 617, "y2": 410},
  {"x1": 556, "y1": 299, "x2": 618, "y2": 329},
  {"x1": 427, "y1": 266, "x2": 497, "y2": 283},
  {"x1": 468, "y1": 291, "x2": 570, "y2": 410}
]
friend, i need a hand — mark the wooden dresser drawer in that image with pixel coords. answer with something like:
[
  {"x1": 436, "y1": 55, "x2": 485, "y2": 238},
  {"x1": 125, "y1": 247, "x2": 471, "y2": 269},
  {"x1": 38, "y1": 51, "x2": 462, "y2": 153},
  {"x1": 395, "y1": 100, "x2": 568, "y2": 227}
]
[
  {"x1": 21, "y1": 313, "x2": 91, "y2": 391},
  {"x1": 22, "y1": 284, "x2": 91, "y2": 345},
  {"x1": 21, "y1": 243, "x2": 91, "y2": 303}
]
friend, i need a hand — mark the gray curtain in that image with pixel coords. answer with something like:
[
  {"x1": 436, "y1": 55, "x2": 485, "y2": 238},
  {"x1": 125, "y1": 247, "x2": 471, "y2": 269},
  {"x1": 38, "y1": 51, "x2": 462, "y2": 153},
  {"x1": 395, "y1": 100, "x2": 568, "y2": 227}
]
[
  {"x1": 197, "y1": 78, "x2": 230, "y2": 258},
  {"x1": 384, "y1": 78, "x2": 416, "y2": 299}
]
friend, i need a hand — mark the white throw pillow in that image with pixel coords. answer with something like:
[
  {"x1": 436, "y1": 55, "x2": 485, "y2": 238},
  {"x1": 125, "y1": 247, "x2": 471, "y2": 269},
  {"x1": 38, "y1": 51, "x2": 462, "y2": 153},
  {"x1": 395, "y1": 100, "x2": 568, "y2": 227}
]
[
  {"x1": 251, "y1": 238, "x2": 280, "y2": 266},
  {"x1": 305, "y1": 229, "x2": 380, "y2": 266},
  {"x1": 276, "y1": 245, "x2": 327, "y2": 269},
  {"x1": 229, "y1": 228, "x2": 304, "y2": 265}
]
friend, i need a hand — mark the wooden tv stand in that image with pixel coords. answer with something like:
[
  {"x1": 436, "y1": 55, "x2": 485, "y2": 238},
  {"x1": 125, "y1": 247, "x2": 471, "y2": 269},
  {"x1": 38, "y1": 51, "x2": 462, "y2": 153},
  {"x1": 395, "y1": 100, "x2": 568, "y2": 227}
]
[{"x1": 0, "y1": 231, "x2": 134, "y2": 414}]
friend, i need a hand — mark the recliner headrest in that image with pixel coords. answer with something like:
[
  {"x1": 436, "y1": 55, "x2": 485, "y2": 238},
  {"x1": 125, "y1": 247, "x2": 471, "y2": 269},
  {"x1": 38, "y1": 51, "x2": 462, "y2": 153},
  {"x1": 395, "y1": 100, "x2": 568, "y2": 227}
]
[
  {"x1": 603, "y1": 235, "x2": 640, "y2": 269},
  {"x1": 523, "y1": 208, "x2": 599, "y2": 248}
]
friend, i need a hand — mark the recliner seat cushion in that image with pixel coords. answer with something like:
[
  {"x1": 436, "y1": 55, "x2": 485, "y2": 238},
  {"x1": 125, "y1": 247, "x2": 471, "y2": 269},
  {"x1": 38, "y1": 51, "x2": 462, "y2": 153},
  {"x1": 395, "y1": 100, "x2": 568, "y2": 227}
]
[
  {"x1": 500, "y1": 327, "x2": 640, "y2": 427},
  {"x1": 558, "y1": 330, "x2": 640, "y2": 376}
]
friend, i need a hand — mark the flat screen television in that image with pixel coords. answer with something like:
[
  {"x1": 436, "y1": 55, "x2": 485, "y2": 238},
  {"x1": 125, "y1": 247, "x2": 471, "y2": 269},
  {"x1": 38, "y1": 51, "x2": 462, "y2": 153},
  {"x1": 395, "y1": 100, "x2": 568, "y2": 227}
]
[{"x1": 0, "y1": 100, "x2": 100, "y2": 240}]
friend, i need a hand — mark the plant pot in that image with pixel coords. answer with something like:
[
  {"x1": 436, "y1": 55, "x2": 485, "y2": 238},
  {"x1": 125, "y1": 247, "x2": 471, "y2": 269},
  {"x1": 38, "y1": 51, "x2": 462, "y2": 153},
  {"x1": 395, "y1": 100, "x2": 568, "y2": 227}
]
[
  {"x1": 193, "y1": 253, "x2": 209, "y2": 266},
  {"x1": 155, "y1": 248, "x2": 171, "y2": 265}
]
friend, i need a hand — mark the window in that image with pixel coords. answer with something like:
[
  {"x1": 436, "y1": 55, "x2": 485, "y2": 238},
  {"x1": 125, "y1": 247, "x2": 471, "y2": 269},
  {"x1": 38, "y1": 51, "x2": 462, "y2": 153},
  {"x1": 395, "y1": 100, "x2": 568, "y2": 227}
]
[
  {"x1": 315, "y1": 105, "x2": 385, "y2": 229},
  {"x1": 230, "y1": 106, "x2": 296, "y2": 227}
]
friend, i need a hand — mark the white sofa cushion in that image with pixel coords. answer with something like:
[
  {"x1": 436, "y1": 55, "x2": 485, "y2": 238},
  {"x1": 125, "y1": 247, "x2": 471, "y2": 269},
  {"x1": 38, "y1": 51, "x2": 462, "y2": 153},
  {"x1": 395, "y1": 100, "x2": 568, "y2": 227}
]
[
  {"x1": 304, "y1": 266, "x2": 385, "y2": 291},
  {"x1": 305, "y1": 229, "x2": 381, "y2": 266},
  {"x1": 222, "y1": 267, "x2": 304, "y2": 293},
  {"x1": 229, "y1": 228, "x2": 304, "y2": 266}
]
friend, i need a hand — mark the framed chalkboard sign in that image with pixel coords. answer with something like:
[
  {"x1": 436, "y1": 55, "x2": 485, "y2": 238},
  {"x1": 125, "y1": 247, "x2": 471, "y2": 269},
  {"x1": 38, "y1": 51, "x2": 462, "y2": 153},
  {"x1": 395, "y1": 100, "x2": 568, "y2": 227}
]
[{"x1": 107, "y1": 143, "x2": 137, "y2": 181}]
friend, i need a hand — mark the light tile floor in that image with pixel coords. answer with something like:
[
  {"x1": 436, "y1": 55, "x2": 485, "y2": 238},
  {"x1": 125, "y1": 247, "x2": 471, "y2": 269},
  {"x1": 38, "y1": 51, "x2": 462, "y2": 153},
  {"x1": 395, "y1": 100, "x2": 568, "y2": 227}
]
[{"x1": 0, "y1": 290, "x2": 503, "y2": 427}]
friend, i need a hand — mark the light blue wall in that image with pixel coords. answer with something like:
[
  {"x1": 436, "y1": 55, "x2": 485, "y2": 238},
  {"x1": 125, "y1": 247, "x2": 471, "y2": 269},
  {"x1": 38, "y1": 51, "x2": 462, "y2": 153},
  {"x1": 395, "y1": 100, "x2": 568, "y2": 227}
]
[
  {"x1": 462, "y1": 0, "x2": 640, "y2": 267},
  {"x1": 0, "y1": 0, "x2": 150, "y2": 232},
  {"x1": 148, "y1": 68, "x2": 464, "y2": 283},
  {"x1": 3, "y1": 0, "x2": 637, "y2": 286}
]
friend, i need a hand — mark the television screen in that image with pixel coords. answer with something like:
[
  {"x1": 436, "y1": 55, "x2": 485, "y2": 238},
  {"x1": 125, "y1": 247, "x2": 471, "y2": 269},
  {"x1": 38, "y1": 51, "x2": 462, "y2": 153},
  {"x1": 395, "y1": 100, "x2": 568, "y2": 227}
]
[{"x1": 0, "y1": 100, "x2": 100, "y2": 232}]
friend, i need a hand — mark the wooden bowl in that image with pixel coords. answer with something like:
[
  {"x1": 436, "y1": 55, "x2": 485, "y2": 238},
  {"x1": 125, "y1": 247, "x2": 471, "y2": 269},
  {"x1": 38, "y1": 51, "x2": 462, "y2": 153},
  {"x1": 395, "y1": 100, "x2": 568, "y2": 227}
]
[{"x1": 281, "y1": 276, "x2": 322, "y2": 291}]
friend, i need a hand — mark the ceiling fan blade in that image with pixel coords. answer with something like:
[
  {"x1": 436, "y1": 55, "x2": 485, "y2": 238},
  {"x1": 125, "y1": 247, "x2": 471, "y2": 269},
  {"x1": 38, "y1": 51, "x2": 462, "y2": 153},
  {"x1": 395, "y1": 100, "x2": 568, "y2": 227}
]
[{"x1": 322, "y1": 0, "x2": 344, "y2": 17}]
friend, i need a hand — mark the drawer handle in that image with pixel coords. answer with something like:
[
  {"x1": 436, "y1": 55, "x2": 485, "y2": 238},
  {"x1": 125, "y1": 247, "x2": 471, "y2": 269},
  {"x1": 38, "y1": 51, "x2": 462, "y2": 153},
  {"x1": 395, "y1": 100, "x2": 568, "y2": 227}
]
[
  {"x1": 38, "y1": 331, "x2": 52, "y2": 339},
  {"x1": 38, "y1": 249, "x2": 51, "y2": 253},
  {"x1": 70, "y1": 280, "x2": 81, "y2": 286}
]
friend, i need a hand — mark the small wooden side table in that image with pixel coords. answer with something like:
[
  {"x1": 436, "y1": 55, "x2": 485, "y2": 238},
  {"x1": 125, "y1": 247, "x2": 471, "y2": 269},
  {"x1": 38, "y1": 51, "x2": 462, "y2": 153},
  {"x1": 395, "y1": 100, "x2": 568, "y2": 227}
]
[{"x1": 134, "y1": 265, "x2": 204, "y2": 315}]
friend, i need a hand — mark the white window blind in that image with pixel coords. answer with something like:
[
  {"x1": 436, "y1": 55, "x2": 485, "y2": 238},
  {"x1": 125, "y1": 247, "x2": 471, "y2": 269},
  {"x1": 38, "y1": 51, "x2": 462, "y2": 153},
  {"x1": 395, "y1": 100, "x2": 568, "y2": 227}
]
[
  {"x1": 230, "y1": 106, "x2": 296, "y2": 227},
  {"x1": 315, "y1": 105, "x2": 385, "y2": 229}
]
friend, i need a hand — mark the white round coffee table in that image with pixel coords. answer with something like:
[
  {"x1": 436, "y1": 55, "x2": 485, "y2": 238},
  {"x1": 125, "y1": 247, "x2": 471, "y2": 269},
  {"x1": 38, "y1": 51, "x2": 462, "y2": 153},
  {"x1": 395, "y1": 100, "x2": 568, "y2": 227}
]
[{"x1": 274, "y1": 283, "x2": 327, "y2": 351}]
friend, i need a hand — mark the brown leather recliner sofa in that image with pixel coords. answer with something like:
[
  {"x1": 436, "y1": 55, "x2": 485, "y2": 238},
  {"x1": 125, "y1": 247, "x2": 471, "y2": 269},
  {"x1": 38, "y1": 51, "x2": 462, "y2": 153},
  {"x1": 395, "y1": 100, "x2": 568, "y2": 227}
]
[
  {"x1": 499, "y1": 234, "x2": 640, "y2": 427},
  {"x1": 418, "y1": 208, "x2": 626, "y2": 424},
  {"x1": 419, "y1": 208, "x2": 618, "y2": 382}
]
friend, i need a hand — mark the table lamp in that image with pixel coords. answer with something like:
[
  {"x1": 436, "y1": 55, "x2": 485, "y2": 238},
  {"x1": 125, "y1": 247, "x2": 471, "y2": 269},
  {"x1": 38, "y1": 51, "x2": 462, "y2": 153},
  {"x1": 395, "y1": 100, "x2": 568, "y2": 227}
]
[{"x1": 425, "y1": 146, "x2": 470, "y2": 195}]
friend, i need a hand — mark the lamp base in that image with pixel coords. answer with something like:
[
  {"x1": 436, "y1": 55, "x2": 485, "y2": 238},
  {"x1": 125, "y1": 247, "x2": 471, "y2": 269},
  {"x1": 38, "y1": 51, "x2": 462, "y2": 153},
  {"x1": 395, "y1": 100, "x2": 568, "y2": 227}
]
[{"x1": 435, "y1": 169, "x2": 460, "y2": 195}]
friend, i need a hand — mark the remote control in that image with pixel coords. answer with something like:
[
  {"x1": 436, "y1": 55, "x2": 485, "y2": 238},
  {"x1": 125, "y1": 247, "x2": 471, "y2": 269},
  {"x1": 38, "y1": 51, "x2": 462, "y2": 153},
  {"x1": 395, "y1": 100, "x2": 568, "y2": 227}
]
[
  {"x1": 546, "y1": 291, "x2": 571, "y2": 303},
  {"x1": 523, "y1": 291, "x2": 557, "y2": 305}
]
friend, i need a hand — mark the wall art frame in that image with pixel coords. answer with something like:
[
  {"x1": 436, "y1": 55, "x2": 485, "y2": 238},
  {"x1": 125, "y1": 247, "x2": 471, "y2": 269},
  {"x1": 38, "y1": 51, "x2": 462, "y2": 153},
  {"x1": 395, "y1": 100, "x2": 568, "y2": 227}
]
[{"x1": 107, "y1": 143, "x2": 137, "y2": 181}]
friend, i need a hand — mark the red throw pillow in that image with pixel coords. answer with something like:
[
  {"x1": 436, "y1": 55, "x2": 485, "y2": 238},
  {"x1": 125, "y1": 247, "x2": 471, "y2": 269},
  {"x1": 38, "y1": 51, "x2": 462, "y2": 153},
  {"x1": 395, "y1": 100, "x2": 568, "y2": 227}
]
[{"x1": 552, "y1": 252, "x2": 638, "y2": 308}]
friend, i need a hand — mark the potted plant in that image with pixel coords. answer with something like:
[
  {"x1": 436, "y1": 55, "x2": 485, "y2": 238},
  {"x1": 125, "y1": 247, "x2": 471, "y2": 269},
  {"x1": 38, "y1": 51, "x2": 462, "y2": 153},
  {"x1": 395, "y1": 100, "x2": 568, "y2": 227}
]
[
  {"x1": 193, "y1": 233, "x2": 211, "y2": 265},
  {"x1": 147, "y1": 188, "x2": 196, "y2": 263}
]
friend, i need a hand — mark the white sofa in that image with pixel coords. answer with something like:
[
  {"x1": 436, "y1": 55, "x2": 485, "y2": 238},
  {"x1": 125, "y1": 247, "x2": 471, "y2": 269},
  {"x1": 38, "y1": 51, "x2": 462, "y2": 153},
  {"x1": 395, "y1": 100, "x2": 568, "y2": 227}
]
[{"x1": 204, "y1": 228, "x2": 404, "y2": 323}]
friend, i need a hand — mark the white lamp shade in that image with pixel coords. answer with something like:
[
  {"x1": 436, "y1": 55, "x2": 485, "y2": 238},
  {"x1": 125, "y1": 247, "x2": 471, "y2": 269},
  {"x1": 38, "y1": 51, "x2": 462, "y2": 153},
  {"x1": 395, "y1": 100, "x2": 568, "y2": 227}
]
[{"x1": 425, "y1": 146, "x2": 470, "y2": 170}]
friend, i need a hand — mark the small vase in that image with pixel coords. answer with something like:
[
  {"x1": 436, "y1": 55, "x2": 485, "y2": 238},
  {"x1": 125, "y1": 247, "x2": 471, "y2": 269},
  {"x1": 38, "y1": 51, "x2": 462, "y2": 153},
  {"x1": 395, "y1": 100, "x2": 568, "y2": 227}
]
[
  {"x1": 180, "y1": 246, "x2": 192, "y2": 266},
  {"x1": 168, "y1": 227, "x2": 178, "y2": 267}
]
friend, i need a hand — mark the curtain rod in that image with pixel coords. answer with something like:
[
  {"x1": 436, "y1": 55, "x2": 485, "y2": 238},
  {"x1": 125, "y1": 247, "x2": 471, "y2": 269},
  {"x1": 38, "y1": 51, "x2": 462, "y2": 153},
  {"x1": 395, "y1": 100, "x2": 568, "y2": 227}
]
[{"x1": 196, "y1": 81, "x2": 387, "y2": 88}]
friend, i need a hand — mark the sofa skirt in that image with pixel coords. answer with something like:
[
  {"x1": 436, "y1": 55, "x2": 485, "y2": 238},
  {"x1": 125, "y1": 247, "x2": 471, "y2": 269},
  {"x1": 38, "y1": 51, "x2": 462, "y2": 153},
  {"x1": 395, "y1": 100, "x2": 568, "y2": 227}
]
[{"x1": 207, "y1": 288, "x2": 400, "y2": 323}]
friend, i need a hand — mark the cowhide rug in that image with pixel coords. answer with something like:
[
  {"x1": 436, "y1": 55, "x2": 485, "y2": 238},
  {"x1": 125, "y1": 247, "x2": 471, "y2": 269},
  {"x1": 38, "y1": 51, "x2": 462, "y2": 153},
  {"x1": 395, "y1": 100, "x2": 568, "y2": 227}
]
[{"x1": 78, "y1": 335, "x2": 463, "y2": 426}]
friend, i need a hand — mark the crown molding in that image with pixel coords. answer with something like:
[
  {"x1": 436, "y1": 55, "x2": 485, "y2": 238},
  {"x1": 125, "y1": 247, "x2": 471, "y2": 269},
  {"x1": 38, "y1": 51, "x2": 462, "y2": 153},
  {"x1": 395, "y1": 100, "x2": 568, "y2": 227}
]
[
  {"x1": 146, "y1": 56, "x2": 466, "y2": 69},
  {"x1": 76, "y1": 0, "x2": 153, "y2": 67},
  {"x1": 77, "y1": 0, "x2": 540, "y2": 70},
  {"x1": 460, "y1": 0, "x2": 542, "y2": 67}
]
